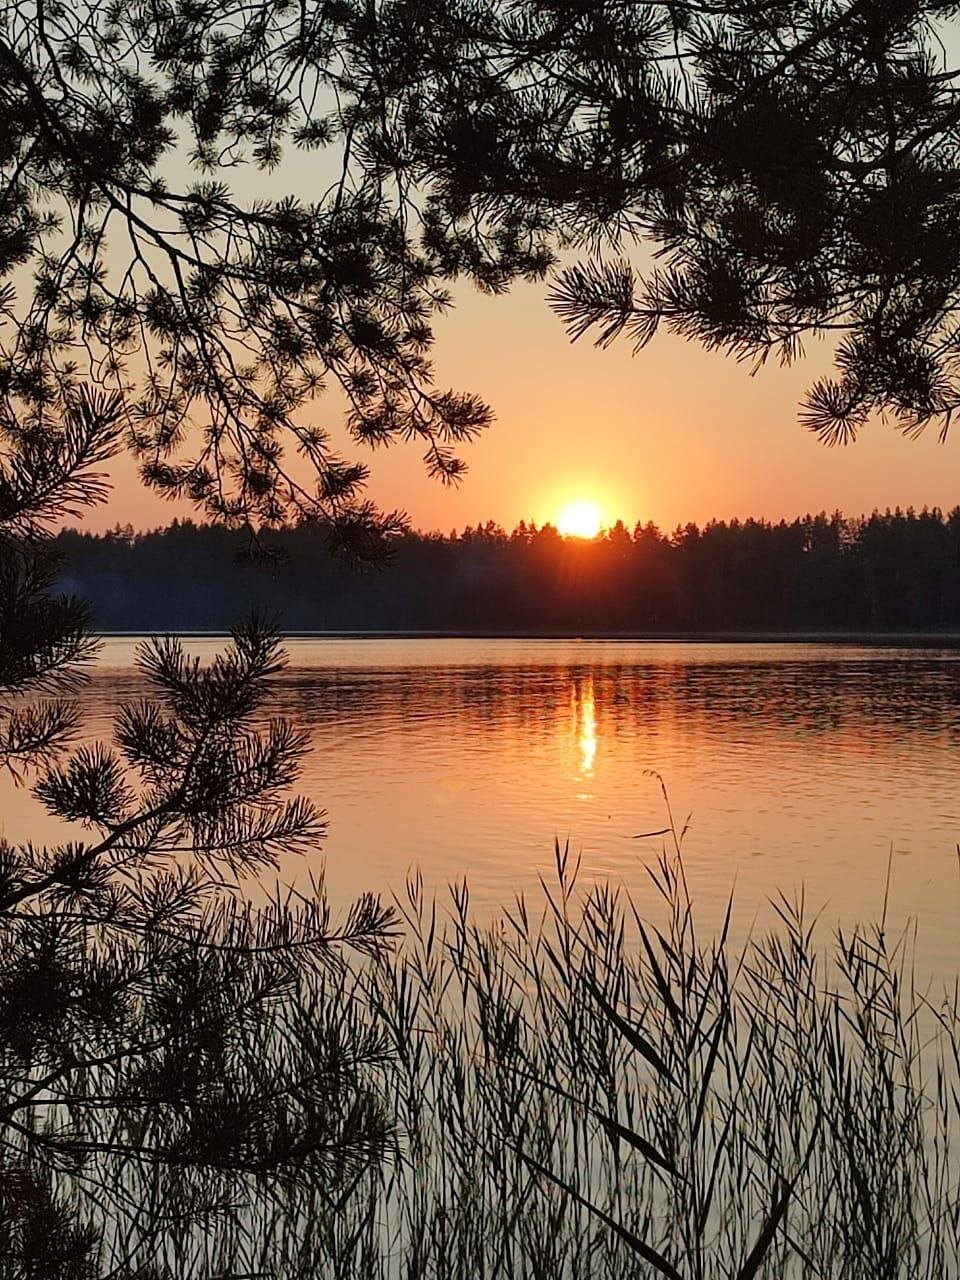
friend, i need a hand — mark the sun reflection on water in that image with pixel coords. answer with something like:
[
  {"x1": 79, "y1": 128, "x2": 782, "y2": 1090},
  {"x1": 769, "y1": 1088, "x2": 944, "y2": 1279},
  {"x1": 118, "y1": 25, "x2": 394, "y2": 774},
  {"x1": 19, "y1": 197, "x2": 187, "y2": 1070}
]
[{"x1": 572, "y1": 674, "x2": 597, "y2": 777}]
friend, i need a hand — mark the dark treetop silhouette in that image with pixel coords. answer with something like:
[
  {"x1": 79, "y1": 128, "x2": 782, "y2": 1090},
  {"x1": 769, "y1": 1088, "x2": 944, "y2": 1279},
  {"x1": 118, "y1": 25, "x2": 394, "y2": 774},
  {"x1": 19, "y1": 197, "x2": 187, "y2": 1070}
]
[
  {"x1": 3, "y1": 0, "x2": 960, "y2": 538},
  {"x1": 55, "y1": 508, "x2": 960, "y2": 635}
]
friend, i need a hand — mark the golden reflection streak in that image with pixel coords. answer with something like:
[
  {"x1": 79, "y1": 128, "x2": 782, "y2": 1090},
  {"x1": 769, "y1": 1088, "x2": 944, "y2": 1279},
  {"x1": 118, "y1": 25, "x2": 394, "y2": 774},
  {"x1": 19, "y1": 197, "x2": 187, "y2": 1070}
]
[{"x1": 574, "y1": 674, "x2": 597, "y2": 776}]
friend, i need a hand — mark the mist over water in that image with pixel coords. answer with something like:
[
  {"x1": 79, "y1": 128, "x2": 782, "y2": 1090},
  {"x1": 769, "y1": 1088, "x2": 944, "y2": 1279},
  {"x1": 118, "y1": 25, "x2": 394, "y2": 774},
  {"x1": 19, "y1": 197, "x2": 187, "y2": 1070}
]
[{"x1": 5, "y1": 636, "x2": 960, "y2": 978}]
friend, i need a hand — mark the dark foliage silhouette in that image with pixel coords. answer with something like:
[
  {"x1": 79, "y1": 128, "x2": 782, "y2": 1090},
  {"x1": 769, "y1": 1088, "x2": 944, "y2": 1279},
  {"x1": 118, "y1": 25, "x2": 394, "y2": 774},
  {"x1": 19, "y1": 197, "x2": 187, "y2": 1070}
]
[
  {"x1": 0, "y1": 0, "x2": 528, "y2": 548},
  {"x1": 55, "y1": 507, "x2": 960, "y2": 634},
  {"x1": 4, "y1": 0, "x2": 960, "y2": 540},
  {"x1": 1, "y1": 625, "x2": 395, "y2": 1277},
  {"x1": 534, "y1": 1, "x2": 960, "y2": 446},
  {"x1": 0, "y1": 377, "x2": 394, "y2": 1276}
]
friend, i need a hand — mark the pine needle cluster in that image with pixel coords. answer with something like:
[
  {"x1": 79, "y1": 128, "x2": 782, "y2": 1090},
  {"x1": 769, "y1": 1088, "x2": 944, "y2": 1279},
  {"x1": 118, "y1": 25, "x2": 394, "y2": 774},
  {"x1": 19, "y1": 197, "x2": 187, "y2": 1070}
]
[
  {"x1": 0, "y1": 379, "x2": 395, "y2": 1277},
  {"x1": 7, "y1": 0, "x2": 960, "y2": 526}
]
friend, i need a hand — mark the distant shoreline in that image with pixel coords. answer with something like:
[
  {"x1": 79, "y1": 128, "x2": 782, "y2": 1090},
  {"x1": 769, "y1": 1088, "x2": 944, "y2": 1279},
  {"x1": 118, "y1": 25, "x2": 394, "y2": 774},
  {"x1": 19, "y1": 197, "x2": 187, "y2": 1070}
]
[
  {"x1": 96, "y1": 630, "x2": 960, "y2": 646},
  {"x1": 60, "y1": 513, "x2": 960, "y2": 636}
]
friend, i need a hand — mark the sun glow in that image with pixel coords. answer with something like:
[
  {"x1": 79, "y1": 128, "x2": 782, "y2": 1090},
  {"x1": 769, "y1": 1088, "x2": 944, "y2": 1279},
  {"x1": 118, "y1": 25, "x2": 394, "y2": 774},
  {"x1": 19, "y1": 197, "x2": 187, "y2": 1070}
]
[{"x1": 555, "y1": 499, "x2": 605, "y2": 539}]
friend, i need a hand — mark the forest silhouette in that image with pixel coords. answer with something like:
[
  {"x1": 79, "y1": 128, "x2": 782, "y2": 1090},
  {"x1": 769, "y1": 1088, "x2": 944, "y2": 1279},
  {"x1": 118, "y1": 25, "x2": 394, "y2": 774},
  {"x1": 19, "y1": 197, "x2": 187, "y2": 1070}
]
[{"x1": 58, "y1": 506, "x2": 960, "y2": 634}]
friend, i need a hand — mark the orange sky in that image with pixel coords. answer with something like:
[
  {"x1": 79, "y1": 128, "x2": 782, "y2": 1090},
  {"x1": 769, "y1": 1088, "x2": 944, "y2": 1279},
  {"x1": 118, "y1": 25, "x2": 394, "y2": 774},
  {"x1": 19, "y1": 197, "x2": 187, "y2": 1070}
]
[{"x1": 93, "y1": 277, "x2": 959, "y2": 535}]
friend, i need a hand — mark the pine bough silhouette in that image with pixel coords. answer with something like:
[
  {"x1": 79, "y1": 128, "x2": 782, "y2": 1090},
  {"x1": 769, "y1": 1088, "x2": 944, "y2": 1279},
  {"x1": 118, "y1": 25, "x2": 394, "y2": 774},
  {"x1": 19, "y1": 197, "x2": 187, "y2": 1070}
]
[{"x1": 0, "y1": 388, "x2": 395, "y2": 1276}]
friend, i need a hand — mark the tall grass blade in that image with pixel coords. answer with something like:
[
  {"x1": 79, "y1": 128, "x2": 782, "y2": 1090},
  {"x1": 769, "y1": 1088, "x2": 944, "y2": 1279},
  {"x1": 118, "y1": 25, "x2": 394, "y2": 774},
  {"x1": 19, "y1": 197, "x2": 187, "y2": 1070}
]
[
  {"x1": 637, "y1": 919, "x2": 684, "y2": 1033},
  {"x1": 596, "y1": 1112, "x2": 680, "y2": 1180},
  {"x1": 512, "y1": 1145, "x2": 683, "y2": 1280},
  {"x1": 584, "y1": 974, "x2": 677, "y2": 1085},
  {"x1": 734, "y1": 1176, "x2": 793, "y2": 1280}
]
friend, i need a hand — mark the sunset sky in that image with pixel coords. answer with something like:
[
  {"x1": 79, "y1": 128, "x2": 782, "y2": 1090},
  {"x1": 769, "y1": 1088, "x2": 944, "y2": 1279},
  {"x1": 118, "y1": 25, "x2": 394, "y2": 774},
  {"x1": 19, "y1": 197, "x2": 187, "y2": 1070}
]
[{"x1": 97, "y1": 275, "x2": 959, "y2": 536}]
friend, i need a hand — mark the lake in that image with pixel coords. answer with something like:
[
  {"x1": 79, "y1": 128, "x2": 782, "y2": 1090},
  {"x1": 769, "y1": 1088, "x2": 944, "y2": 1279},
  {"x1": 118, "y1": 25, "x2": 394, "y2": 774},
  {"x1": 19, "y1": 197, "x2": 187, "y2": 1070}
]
[{"x1": 4, "y1": 636, "x2": 960, "y2": 979}]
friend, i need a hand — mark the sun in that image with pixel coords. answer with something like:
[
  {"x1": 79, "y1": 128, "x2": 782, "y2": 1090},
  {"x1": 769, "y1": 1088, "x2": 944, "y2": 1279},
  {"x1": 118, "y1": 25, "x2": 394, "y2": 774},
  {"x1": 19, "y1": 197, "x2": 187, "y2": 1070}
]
[{"x1": 556, "y1": 499, "x2": 605, "y2": 539}]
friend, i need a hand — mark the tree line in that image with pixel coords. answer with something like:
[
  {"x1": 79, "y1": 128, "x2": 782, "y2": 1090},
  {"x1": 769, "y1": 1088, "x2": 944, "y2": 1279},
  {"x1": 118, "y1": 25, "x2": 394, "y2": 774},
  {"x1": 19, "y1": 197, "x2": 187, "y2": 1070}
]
[{"x1": 56, "y1": 506, "x2": 960, "y2": 634}]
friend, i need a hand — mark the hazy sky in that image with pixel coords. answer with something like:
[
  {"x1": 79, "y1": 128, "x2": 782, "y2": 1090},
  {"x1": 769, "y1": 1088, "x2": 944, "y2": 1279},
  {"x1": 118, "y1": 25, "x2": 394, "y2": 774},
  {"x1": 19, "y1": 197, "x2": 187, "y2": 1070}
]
[{"x1": 96, "y1": 275, "x2": 959, "y2": 535}]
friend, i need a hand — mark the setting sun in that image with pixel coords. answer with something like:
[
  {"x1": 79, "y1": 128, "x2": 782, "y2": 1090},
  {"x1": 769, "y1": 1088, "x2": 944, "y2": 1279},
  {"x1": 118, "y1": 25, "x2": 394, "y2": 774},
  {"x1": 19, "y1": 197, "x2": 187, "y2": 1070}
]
[{"x1": 555, "y1": 499, "x2": 605, "y2": 539}]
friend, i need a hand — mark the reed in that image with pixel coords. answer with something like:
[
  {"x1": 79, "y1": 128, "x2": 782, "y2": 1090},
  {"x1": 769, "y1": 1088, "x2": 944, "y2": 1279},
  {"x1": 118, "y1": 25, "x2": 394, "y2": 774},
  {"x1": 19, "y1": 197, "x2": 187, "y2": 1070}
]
[
  {"x1": 175, "y1": 784, "x2": 958, "y2": 1278},
  {"x1": 98, "y1": 800, "x2": 960, "y2": 1277}
]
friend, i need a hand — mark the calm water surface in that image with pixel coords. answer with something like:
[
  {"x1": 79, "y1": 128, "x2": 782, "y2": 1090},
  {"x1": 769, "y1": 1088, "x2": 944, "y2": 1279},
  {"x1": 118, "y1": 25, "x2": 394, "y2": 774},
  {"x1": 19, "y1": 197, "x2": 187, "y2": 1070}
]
[{"x1": 4, "y1": 637, "x2": 960, "y2": 975}]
